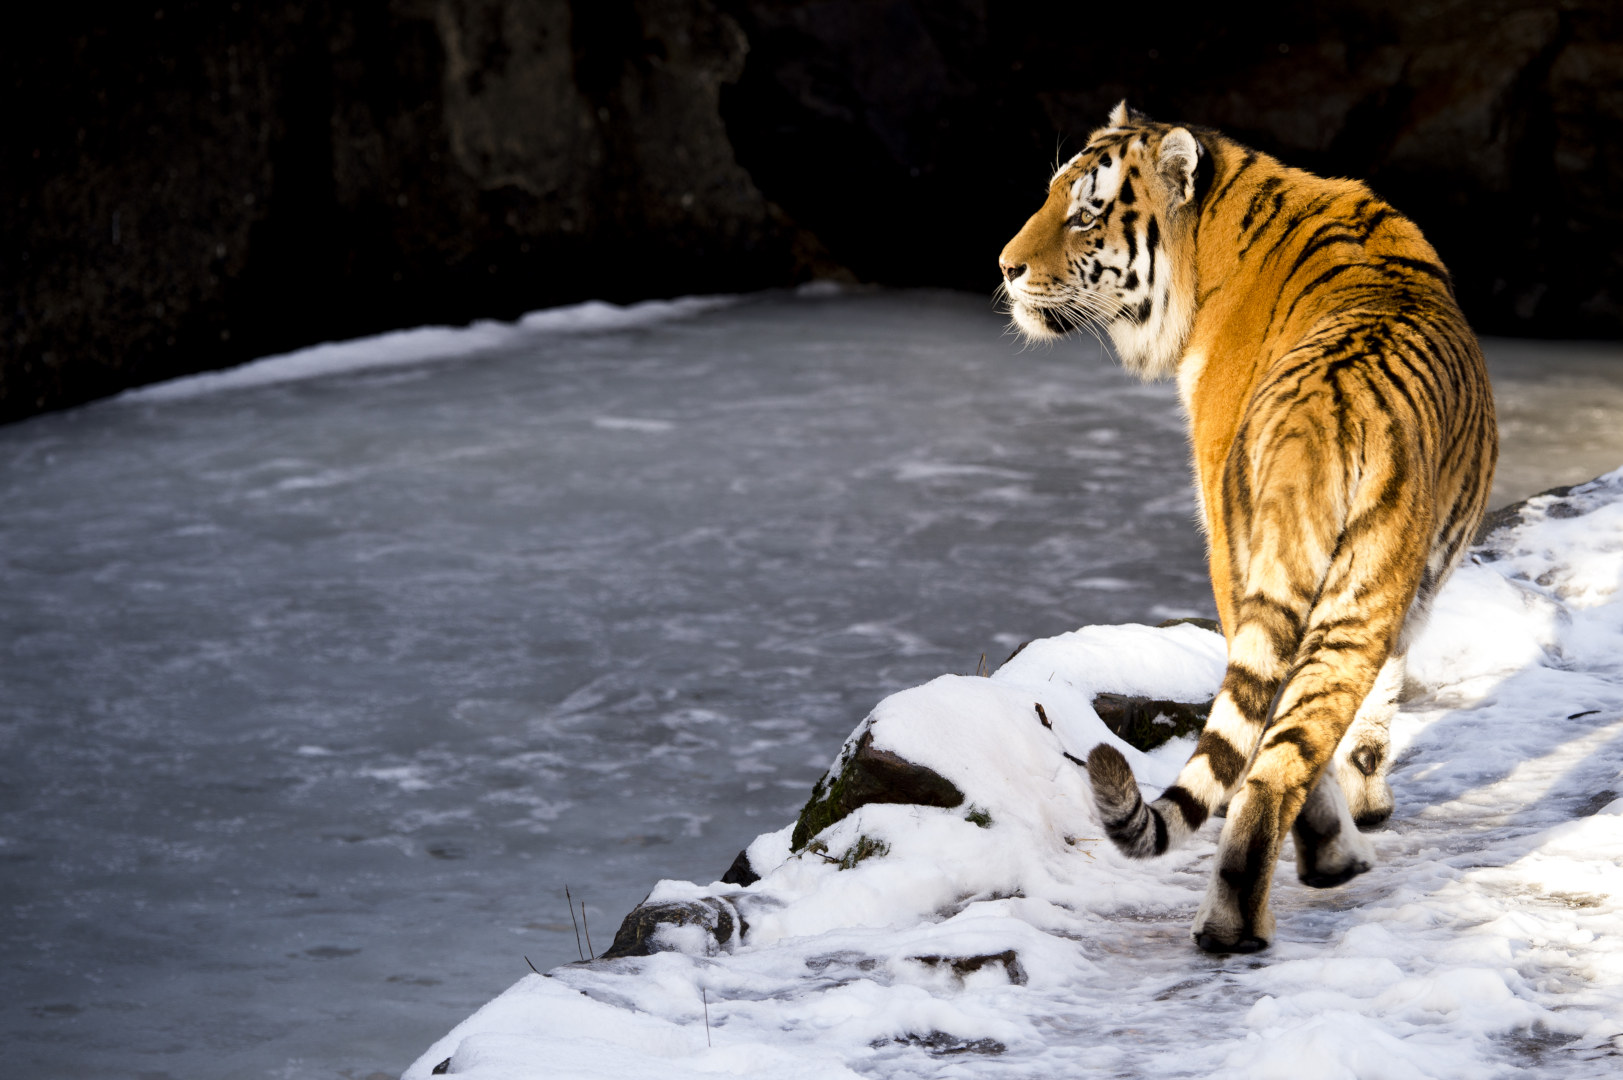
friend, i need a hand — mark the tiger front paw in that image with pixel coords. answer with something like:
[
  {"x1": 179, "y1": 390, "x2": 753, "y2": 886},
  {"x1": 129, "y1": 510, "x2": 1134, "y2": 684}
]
[{"x1": 1191, "y1": 881, "x2": 1274, "y2": 954}]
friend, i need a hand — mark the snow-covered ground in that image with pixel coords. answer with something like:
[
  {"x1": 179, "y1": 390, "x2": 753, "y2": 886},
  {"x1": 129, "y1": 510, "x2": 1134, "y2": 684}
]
[
  {"x1": 1, "y1": 287, "x2": 1620, "y2": 1079},
  {"x1": 409, "y1": 472, "x2": 1623, "y2": 1079}
]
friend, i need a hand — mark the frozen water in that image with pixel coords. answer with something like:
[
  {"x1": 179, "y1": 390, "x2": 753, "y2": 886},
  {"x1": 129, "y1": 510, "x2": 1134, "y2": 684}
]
[
  {"x1": 1482, "y1": 336, "x2": 1623, "y2": 507},
  {"x1": 0, "y1": 288, "x2": 1619, "y2": 1078}
]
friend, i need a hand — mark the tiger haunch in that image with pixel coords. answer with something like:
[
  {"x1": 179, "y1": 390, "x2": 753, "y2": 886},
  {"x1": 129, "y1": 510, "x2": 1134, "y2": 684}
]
[{"x1": 1000, "y1": 102, "x2": 1496, "y2": 953}]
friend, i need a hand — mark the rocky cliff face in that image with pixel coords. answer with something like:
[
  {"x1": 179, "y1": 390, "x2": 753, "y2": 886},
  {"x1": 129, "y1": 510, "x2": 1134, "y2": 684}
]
[{"x1": 4, "y1": 0, "x2": 1619, "y2": 422}]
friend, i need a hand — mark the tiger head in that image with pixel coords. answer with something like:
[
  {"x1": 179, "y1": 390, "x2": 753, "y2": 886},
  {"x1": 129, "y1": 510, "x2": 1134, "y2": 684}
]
[{"x1": 999, "y1": 102, "x2": 1206, "y2": 378}]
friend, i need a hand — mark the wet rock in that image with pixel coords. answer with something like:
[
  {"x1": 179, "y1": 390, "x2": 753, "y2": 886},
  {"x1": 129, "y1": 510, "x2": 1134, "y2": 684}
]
[
  {"x1": 600, "y1": 896, "x2": 743, "y2": 959},
  {"x1": 909, "y1": 949, "x2": 1026, "y2": 986},
  {"x1": 1474, "y1": 483, "x2": 1579, "y2": 548},
  {"x1": 790, "y1": 728, "x2": 965, "y2": 852},
  {"x1": 1091, "y1": 693, "x2": 1213, "y2": 752},
  {"x1": 1155, "y1": 617, "x2": 1222, "y2": 634},
  {"x1": 872, "y1": 1031, "x2": 1008, "y2": 1056},
  {"x1": 719, "y1": 847, "x2": 759, "y2": 887}
]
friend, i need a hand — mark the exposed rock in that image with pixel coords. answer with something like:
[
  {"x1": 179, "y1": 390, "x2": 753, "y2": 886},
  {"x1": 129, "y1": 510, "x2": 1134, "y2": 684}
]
[
  {"x1": 1091, "y1": 693, "x2": 1213, "y2": 752},
  {"x1": 871, "y1": 1031, "x2": 1008, "y2": 1056},
  {"x1": 1156, "y1": 617, "x2": 1222, "y2": 635},
  {"x1": 2, "y1": 0, "x2": 831, "y2": 423},
  {"x1": 1473, "y1": 482, "x2": 1580, "y2": 548},
  {"x1": 790, "y1": 727, "x2": 965, "y2": 852},
  {"x1": 600, "y1": 896, "x2": 743, "y2": 959},
  {"x1": 909, "y1": 949, "x2": 1026, "y2": 986},
  {"x1": 719, "y1": 847, "x2": 759, "y2": 886},
  {"x1": 724, "y1": 0, "x2": 1623, "y2": 339}
]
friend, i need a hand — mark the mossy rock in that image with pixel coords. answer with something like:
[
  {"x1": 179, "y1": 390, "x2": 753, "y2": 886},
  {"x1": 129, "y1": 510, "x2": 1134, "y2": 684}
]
[
  {"x1": 791, "y1": 729, "x2": 964, "y2": 851},
  {"x1": 600, "y1": 897, "x2": 741, "y2": 960}
]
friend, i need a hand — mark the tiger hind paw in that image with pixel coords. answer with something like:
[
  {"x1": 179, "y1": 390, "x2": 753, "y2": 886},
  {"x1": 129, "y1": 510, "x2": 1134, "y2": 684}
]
[{"x1": 1336, "y1": 749, "x2": 1395, "y2": 829}]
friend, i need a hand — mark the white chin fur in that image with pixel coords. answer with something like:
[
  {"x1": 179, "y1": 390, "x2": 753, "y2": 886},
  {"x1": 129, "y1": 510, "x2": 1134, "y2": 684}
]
[{"x1": 1010, "y1": 302, "x2": 1061, "y2": 341}]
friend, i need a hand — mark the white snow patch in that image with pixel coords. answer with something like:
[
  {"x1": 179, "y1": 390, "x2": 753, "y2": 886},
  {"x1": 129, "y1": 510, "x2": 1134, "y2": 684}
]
[
  {"x1": 119, "y1": 296, "x2": 735, "y2": 402},
  {"x1": 407, "y1": 466, "x2": 1623, "y2": 1080}
]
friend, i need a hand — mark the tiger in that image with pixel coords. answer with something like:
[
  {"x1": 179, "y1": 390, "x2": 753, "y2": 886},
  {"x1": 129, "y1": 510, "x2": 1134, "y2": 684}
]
[{"x1": 998, "y1": 102, "x2": 1497, "y2": 952}]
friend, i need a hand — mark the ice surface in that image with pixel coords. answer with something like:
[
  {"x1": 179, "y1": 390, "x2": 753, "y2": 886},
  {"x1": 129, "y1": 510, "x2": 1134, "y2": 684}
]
[
  {"x1": 406, "y1": 471, "x2": 1623, "y2": 1080},
  {"x1": 1, "y1": 288, "x2": 1619, "y2": 1079}
]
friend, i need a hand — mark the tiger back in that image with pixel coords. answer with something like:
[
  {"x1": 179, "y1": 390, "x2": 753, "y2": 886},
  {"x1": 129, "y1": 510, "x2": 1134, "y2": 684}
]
[{"x1": 998, "y1": 103, "x2": 1497, "y2": 952}]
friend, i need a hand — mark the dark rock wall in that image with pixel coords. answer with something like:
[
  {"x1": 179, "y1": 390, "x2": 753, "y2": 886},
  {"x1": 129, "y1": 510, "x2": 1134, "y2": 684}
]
[
  {"x1": 2, "y1": 0, "x2": 822, "y2": 422},
  {"x1": 4, "y1": 0, "x2": 1620, "y2": 422},
  {"x1": 721, "y1": 0, "x2": 1623, "y2": 335}
]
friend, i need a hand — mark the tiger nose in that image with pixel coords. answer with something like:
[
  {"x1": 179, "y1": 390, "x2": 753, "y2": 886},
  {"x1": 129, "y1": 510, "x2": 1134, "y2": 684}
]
[{"x1": 1001, "y1": 260, "x2": 1027, "y2": 282}]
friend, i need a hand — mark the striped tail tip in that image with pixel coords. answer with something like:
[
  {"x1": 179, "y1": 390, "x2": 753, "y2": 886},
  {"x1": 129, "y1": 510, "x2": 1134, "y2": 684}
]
[{"x1": 1086, "y1": 744, "x2": 1166, "y2": 858}]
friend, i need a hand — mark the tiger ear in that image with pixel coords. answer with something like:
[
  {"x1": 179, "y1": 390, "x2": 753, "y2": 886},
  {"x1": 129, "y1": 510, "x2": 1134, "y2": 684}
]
[
  {"x1": 1109, "y1": 99, "x2": 1130, "y2": 127},
  {"x1": 1158, "y1": 127, "x2": 1201, "y2": 209}
]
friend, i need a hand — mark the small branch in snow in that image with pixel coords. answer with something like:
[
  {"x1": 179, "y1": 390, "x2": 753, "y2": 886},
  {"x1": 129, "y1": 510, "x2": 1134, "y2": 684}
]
[
  {"x1": 524, "y1": 955, "x2": 541, "y2": 975},
  {"x1": 582, "y1": 901, "x2": 595, "y2": 960},
  {"x1": 566, "y1": 885, "x2": 585, "y2": 962},
  {"x1": 1036, "y1": 703, "x2": 1087, "y2": 768},
  {"x1": 703, "y1": 988, "x2": 712, "y2": 1047}
]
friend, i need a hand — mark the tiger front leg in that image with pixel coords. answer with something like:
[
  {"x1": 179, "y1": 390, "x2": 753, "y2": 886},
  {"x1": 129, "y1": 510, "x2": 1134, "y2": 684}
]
[{"x1": 1190, "y1": 773, "x2": 1286, "y2": 953}]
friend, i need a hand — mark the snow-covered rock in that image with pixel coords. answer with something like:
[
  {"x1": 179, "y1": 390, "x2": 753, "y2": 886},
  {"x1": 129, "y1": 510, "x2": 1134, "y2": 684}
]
[{"x1": 406, "y1": 467, "x2": 1623, "y2": 1080}]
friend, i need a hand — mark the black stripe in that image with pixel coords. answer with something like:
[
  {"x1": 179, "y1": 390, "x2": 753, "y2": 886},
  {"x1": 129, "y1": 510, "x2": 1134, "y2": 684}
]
[
  {"x1": 1162, "y1": 784, "x2": 1209, "y2": 832},
  {"x1": 1278, "y1": 263, "x2": 1357, "y2": 328},
  {"x1": 1209, "y1": 152, "x2": 1259, "y2": 209},
  {"x1": 1224, "y1": 665, "x2": 1278, "y2": 720},
  {"x1": 1239, "y1": 176, "x2": 1285, "y2": 234},
  {"x1": 1380, "y1": 255, "x2": 1454, "y2": 289},
  {"x1": 1261, "y1": 725, "x2": 1318, "y2": 757},
  {"x1": 1201, "y1": 734, "x2": 1250, "y2": 788},
  {"x1": 1284, "y1": 229, "x2": 1359, "y2": 283},
  {"x1": 1237, "y1": 190, "x2": 1287, "y2": 258}
]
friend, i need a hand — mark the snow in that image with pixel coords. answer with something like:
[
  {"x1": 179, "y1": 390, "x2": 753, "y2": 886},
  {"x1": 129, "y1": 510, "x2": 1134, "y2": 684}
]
[
  {"x1": 407, "y1": 469, "x2": 1623, "y2": 1079},
  {"x1": 118, "y1": 295, "x2": 734, "y2": 402}
]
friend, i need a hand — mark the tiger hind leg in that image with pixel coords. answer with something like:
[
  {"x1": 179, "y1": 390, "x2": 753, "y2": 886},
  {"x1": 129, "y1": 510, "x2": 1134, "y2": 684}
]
[
  {"x1": 1191, "y1": 555, "x2": 1412, "y2": 953},
  {"x1": 1293, "y1": 764, "x2": 1375, "y2": 888},
  {"x1": 1333, "y1": 652, "x2": 1406, "y2": 829}
]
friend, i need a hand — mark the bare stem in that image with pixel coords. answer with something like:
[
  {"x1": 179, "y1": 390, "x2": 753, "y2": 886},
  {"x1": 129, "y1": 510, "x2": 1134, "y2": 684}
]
[{"x1": 565, "y1": 885, "x2": 585, "y2": 962}]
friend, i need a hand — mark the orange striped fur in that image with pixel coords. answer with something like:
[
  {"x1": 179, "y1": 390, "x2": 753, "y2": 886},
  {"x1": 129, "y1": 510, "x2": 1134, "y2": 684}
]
[{"x1": 999, "y1": 103, "x2": 1497, "y2": 952}]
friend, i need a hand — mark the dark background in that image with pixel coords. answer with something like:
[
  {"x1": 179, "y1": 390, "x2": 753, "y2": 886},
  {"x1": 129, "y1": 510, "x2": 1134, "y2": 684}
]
[{"x1": 4, "y1": 0, "x2": 1620, "y2": 423}]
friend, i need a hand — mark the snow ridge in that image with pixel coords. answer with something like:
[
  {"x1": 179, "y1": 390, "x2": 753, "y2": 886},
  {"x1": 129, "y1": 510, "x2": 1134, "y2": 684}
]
[
  {"x1": 407, "y1": 468, "x2": 1623, "y2": 1080},
  {"x1": 119, "y1": 296, "x2": 736, "y2": 403}
]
